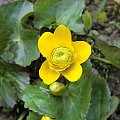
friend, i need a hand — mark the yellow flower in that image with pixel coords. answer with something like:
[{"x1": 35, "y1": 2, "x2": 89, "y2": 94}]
[
  {"x1": 41, "y1": 116, "x2": 52, "y2": 120},
  {"x1": 38, "y1": 25, "x2": 91, "y2": 85}
]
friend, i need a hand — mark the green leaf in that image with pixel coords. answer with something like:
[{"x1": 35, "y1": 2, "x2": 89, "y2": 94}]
[
  {"x1": 96, "y1": 37, "x2": 120, "y2": 68},
  {"x1": 98, "y1": 35, "x2": 120, "y2": 48},
  {"x1": 23, "y1": 61, "x2": 91, "y2": 119},
  {"x1": 57, "y1": 61, "x2": 91, "y2": 120},
  {"x1": 27, "y1": 112, "x2": 41, "y2": 120},
  {"x1": 0, "y1": 59, "x2": 30, "y2": 108},
  {"x1": 22, "y1": 84, "x2": 60, "y2": 118},
  {"x1": 101, "y1": 96, "x2": 119, "y2": 120},
  {"x1": 82, "y1": 10, "x2": 92, "y2": 30},
  {"x1": 34, "y1": 0, "x2": 85, "y2": 33},
  {"x1": 0, "y1": 0, "x2": 39, "y2": 67},
  {"x1": 87, "y1": 75, "x2": 111, "y2": 120}
]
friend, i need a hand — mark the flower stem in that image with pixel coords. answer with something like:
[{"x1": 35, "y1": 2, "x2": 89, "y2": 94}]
[
  {"x1": 18, "y1": 111, "x2": 28, "y2": 120},
  {"x1": 90, "y1": 56, "x2": 112, "y2": 64}
]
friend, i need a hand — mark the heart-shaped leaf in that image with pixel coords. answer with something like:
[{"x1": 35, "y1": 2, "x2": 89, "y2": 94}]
[
  {"x1": 96, "y1": 37, "x2": 120, "y2": 68},
  {"x1": 0, "y1": 59, "x2": 30, "y2": 108},
  {"x1": 0, "y1": 0, "x2": 39, "y2": 67},
  {"x1": 22, "y1": 84, "x2": 60, "y2": 118},
  {"x1": 57, "y1": 61, "x2": 91, "y2": 120},
  {"x1": 23, "y1": 61, "x2": 91, "y2": 120},
  {"x1": 34, "y1": 0, "x2": 85, "y2": 33},
  {"x1": 87, "y1": 75, "x2": 111, "y2": 120},
  {"x1": 101, "y1": 96, "x2": 119, "y2": 120}
]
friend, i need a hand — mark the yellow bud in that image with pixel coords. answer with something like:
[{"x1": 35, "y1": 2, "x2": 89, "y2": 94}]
[
  {"x1": 97, "y1": 11, "x2": 108, "y2": 24},
  {"x1": 49, "y1": 82, "x2": 66, "y2": 96},
  {"x1": 41, "y1": 116, "x2": 52, "y2": 120}
]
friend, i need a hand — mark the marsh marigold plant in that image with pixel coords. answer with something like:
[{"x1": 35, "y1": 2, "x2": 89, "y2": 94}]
[{"x1": 38, "y1": 25, "x2": 91, "y2": 85}]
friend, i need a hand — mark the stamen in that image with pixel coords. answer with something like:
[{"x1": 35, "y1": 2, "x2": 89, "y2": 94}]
[{"x1": 49, "y1": 47, "x2": 74, "y2": 71}]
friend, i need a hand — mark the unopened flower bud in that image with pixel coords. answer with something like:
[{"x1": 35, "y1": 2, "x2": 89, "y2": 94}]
[
  {"x1": 41, "y1": 116, "x2": 53, "y2": 120},
  {"x1": 49, "y1": 82, "x2": 66, "y2": 96}
]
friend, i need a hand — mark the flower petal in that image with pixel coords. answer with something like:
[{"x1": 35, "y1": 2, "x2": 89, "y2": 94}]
[
  {"x1": 54, "y1": 25, "x2": 72, "y2": 48},
  {"x1": 38, "y1": 25, "x2": 74, "y2": 58},
  {"x1": 73, "y1": 41, "x2": 91, "y2": 64},
  {"x1": 61, "y1": 62, "x2": 82, "y2": 82},
  {"x1": 39, "y1": 60, "x2": 60, "y2": 85},
  {"x1": 38, "y1": 32, "x2": 59, "y2": 57}
]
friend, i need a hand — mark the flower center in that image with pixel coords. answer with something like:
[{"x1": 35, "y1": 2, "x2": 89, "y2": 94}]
[{"x1": 49, "y1": 47, "x2": 74, "y2": 71}]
